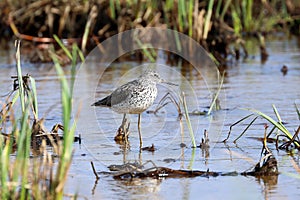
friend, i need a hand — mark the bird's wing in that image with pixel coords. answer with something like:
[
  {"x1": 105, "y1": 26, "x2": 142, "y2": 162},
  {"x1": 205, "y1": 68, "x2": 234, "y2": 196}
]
[
  {"x1": 110, "y1": 80, "x2": 138, "y2": 106},
  {"x1": 92, "y1": 80, "x2": 138, "y2": 107}
]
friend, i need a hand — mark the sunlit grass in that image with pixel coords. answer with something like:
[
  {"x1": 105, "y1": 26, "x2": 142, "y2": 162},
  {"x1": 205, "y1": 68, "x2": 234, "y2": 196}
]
[
  {"x1": 181, "y1": 92, "x2": 196, "y2": 148},
  {"x1": 245, "y1": 105, "x2": 300, "y2": 148},
  {"x1": 225, "y1": 104, "x2": 300, "y2": 149},
  {"x1": 0, "y1": 39, "x2": 83, "y2": 199}
]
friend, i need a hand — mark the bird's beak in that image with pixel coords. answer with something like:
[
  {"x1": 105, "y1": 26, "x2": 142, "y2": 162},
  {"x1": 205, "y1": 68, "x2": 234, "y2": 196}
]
[{"x1": 161, "y1": 79, "x2": 178, "y2": 86}]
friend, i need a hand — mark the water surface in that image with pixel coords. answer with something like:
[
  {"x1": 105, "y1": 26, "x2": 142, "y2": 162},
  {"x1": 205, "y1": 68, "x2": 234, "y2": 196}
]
[{"x1": 0, "y1": 37, "x2": 300, "y2": 199}]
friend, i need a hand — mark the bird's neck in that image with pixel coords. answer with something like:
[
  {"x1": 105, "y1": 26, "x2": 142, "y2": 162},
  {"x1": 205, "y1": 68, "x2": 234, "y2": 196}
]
[{"x1": 139, "y1": 78, "x2": 156, "y2": 85}]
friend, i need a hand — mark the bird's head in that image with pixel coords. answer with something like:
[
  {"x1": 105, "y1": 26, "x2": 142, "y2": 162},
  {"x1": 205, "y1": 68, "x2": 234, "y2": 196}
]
[
  {"x1": 140, "y1": 70, "x2": 177, "y2": 86},
  {"x1": 140, "y1": 70, "x2": 162, "y2": 83}
]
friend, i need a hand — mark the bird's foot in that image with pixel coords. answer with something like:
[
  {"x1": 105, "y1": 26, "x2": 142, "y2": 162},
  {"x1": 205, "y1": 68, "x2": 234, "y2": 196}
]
[{"x1": 114, "y1": 118, "x2": 130, "y2": 144}]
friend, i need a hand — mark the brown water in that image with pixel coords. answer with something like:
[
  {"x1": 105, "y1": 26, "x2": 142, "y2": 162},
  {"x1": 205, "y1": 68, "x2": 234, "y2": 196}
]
[{"x1": 0, "y1": 37, "x2": 300, "y2": 199}]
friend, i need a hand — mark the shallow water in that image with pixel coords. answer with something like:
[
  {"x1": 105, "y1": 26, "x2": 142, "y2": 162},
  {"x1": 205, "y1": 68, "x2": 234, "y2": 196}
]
[{"x1": 0, "y1": 36, "x2": 300, "y2": 199}]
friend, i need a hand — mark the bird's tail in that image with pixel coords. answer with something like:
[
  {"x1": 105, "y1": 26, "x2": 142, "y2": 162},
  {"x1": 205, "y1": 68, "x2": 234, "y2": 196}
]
[{"x1": 91, "y1": 95, "x2": 112, "y2": 107}]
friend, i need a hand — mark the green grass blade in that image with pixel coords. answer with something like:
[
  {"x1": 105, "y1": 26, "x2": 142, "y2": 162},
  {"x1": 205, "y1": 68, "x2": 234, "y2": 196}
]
[
  {"x1": 51, "y1": 47, "x2": 77, "y2": 198},
  {"x1": 233, "y1": 116, "x2": 258, "y2": 143},
  {"x1": 215, "y1": 0, "x2": 222, "y2": 19},
  {"x1": 109, "y1": 0, "x2": 116, "y2": 19},
  {"x1": 15, "y1": 40, "x2": 25, "y2": 112},
  {"x1": 135, "y1": 37, "x2": 156, "y2": 62},
  {"x1": 231, "y1": 4, "x2": 242, "y2": 35},
  {"x1": 174, "y1": 29, "x2": 182, "y2": 52},
  {"x1": 187, "y1": 147, "x2": 196, "y2": 169},
  {"x1": 51, "y1": 51, "x2": 72, "y2": 148},
  {"x1": 272, "y1": 104, "x2": 282, "y2": 123},
  {"x1": 16, "y1": 103, "x2": 30, "y2": 158},
  {"x1": 203, "y1": 0, "x2": 214, "y2": 39},
  {"x1": 53, "y1": 35, "x2": 72, "y2": 60},
  {"x1": 244, "y1": 0, "x2": 253, "y2": 31},
  {"x1": 178, "y1": 0, "x2": 186, "y2": 31},
  {"x1": 220, "y1": 0, "x2": 232, "y2": 21},
  {"x1": 223, "y1": 114, "x2": 254, "y2": 142},
  {"x1": 75, "y1": 45, "x2": 85, "y2": 62},
  {"x1": 70, "y1": 44, "x2": 78, "y2": 97},
  {"x1": 165, "y1": 0, "x2": 173, "y2": 10},
  {"x1": 245, "y1": 108, "x2": 299, "y2": 147},
  {"x1": 29, "y1": 76, "x2": 38, "y2": 119},
  {"x1": 188, "y1": 0, "x2": 194, "y2": 37},
  {"x1": 295, "y1": 103, "x2": 300, "y2": 120},
  {"x1": 207, "y1": 72, "x2": 224, "y2": 115},
  {"x1": 1, "y1": 139, "x2": 11, "y2": 199},
  {"x1": 19, "y1": 117, "x2": 31, "y2": 200},
  {"x1": 182, "y1": 92, "x2": 196, "y2": 148}
]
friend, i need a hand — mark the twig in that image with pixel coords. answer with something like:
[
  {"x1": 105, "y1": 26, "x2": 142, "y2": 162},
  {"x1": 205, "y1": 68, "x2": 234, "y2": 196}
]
[{"x1": 90, "y1": 161, "x2": 100, "y2": 180}]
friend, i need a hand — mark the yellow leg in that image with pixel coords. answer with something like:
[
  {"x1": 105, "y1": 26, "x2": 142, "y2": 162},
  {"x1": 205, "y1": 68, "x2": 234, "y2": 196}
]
[
  {"x1": 138, "y1": 114, "x2": 142, "y2": 147},
  {"x1": 122, "y1": 114, "x2": 126, "y2": 125}
]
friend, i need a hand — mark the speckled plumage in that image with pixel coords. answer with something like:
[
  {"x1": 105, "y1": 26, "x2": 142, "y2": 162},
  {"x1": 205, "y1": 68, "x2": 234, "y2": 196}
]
[
  {"x1": 92, "y1": 70, "x2": 162, "y2": 114},
  {"x1": 92, "y1": 70, "x2": 174, "y2": 147}
]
